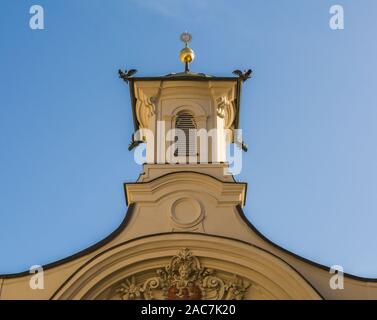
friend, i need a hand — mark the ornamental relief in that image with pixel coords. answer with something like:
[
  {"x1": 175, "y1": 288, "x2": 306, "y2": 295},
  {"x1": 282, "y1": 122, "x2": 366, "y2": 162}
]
[
  {"x1": 134, "y1": 86, "x2": 161, "y2": 129},
  {"x1": 135, "y1": 95, "x2": 157, "y2": 129},
  {"x1": 216, "y1": 96, "x2": 236, "y2": 129},
  {"x1": 114, "y1": 248, "x2": 250, "y2": 300}
]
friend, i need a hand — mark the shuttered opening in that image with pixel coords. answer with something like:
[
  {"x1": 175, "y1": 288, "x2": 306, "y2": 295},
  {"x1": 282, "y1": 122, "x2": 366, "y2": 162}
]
[{"x1": 175, "y1": 112, "x2": 197, "y2": 157}]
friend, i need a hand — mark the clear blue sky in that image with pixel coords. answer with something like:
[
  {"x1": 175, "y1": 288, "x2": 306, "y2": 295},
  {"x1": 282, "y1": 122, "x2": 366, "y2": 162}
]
[{"x1": 1, "y1": 0, "x2": 377, "y2": 277}]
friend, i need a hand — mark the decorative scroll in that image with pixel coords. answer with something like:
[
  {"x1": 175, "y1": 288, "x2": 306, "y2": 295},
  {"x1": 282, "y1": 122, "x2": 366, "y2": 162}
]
[
  {"x1": 135, "y1": 91, "x2": 157, "y2": 128},
  {"x1": 216, "y1": 96, "x2": 236, "y2": 129},
  {"x1": 116, "y1": 248, "x2": 250, "y2": 300}
]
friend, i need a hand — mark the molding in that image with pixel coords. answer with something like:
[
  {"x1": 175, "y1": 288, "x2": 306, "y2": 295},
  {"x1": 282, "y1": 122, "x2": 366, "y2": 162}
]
[
  {"x1": 125, "y1": 171, "x2": 246, "y2": 207},
  {"x1": 137, "y1": 164, "x2": 237, "y2": 183},
  {"x1": 170, "y1": 197, "x2": 204, "y2": 229},
  {"x1": 50, "y1": 233, "x2": 322, "y2": 300}
]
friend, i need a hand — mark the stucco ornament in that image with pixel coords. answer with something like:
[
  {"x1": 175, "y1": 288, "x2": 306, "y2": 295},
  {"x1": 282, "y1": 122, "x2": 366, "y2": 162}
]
[
  {"x1": 216, "y1": 96, "x2": 236, "y2": 129},
  {"x1": 116, "y1": 248, "x2": 250, "y2": 300},
  {"x1": 135, "y1": 93, "x2": 157, "y2": 129}
]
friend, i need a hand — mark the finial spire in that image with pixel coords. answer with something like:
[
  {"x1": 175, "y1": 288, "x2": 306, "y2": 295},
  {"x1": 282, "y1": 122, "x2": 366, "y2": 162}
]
[{"x1": 179, "y1": 32, "x2": 195, "y2": 72}]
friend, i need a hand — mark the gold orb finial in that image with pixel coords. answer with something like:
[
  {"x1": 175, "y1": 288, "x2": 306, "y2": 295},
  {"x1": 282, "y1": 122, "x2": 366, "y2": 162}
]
[
  {"x1": 179, "y1": 32, "x2": 195, "y2": 72},
  {"x1": 180, "y1": 47, "x2": 195, "y2": 63}
]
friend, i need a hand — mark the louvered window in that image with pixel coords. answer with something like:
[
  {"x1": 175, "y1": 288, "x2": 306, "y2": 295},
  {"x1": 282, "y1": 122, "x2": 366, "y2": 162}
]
[{"x1": 175, "y1": 112, "x2": 197, "y2": 156}]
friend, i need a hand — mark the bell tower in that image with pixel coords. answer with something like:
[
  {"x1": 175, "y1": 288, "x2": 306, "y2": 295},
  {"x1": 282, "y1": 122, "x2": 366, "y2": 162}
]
[{"x1": 119, "y1": 32, "x2": 250, "y2": 179}]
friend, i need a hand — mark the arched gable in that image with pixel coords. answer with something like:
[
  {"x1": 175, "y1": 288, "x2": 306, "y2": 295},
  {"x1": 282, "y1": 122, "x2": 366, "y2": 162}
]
[{"x1": 52, "y1": 233, "x2": 321, "y2": 300}]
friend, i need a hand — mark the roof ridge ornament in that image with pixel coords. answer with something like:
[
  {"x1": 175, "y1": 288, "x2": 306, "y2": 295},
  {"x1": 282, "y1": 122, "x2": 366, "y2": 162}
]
[{"x1": 179, "y1": 32, "x2": 195, "y2": 73}]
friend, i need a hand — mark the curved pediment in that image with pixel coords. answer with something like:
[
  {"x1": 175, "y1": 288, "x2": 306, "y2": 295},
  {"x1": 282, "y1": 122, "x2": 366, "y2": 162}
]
[{"x1": 52, "y1": 233, "x2": 321, "y2": 300}]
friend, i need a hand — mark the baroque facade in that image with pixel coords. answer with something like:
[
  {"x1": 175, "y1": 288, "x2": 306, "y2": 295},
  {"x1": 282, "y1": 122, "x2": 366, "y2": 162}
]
[{"x1": 1, "y1": 35, "x2": 376, "y2": 300}]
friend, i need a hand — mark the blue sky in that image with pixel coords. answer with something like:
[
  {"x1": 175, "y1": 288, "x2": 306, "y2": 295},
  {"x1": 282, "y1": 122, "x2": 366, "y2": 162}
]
[{"x1": 1, "y1": 0, "x2": 377, "y2": 277}]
